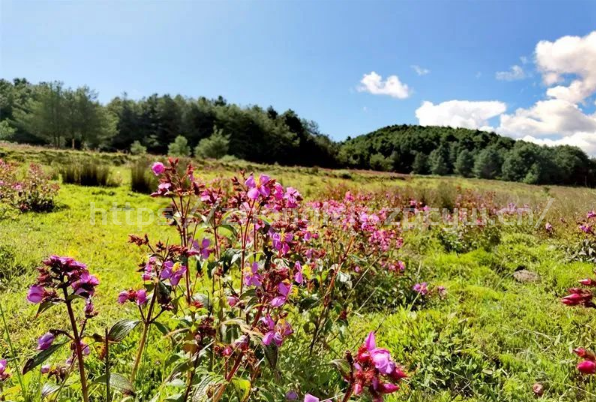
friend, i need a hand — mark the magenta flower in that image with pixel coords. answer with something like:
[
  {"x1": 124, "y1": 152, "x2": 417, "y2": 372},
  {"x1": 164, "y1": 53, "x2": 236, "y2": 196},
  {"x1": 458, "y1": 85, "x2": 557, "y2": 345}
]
[
  {"x1": 41, "y1": 364, "x2": 51, "y2": 374},
  {"x1": 588, "y1": 211, "x2": 596, "y2": 219},
  {"x1": 0, "y1": 359, "x2": 9, "y2": 381},
  {"x1": 84, "y1": 299, "x2": 96, "y2": 317},
  {"x1": 152, "y1": 162, "x2": 165, "y2": 176},
  {"x1": 284, "y1": 187, "x2": 301, "y2": 208},
  {"x1": 192, "y1": 238, "x2": 212, "y2": 259},
  {"x1": 271, "y1": 282, "x2": 291, "y2": 307},
  {"x1": 272, "y1": 231, "x2": 293, "y2": 255},
  {"x1": 136, "y1": 289, "x2": 148, "y2": 305},
  {"x1": 286, "y1": 390, "x2": 298, "y2": 400},
  {"x1": 160, "y1": 261, "x2": 187, "y2": 286},
  {"x1": 37, "y1": 332, "x2": 55, "y2": 351},
  {"x1": 27, "y1": 285, "x2": 45, "y2": 304},
  {"x1": 243, "y1": 262, "x2": 262, "y2": 287},
  {"x1": 294, "y1": 262, "x2": 304, "y2": 285},
  {"x1": 71, "y1": 272, "x2": 100, "y2": 298},
  {"x1": 578, "y1": 360, "x2": 596, "y2": 374},
  {"x1": 245, "y1": 174, "x2": 271, "y2": 200},
  {"x1": 413, "y1": 282, "x2": 428, "y2": 296},
  {"x1": 261, "y1": 316, "x2": 293, "y2": 346},
  {"x1": 227, "y1": 295, "x2": 239, "y2": 307}
]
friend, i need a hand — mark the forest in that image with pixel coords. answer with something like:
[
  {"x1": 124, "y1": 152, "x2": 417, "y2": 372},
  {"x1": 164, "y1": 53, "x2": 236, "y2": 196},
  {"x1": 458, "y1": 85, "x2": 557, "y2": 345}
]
[{"x1": 1, "y1": 78, "x2": 595, "y2": 186}]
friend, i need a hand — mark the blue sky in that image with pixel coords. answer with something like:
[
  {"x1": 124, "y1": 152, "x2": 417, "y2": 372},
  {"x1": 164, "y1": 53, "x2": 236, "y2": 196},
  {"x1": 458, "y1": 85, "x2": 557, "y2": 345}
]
[{"x1": 1, "y1": 1, "x2": 596, "y2": 150}]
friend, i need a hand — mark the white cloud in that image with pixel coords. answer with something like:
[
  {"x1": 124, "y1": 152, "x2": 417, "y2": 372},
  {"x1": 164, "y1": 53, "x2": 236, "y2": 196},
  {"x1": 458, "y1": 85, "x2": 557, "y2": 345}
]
[
  {"x1": 498, "y1": 99, "x2": 596, "y2": 138},
  {"x1": 495, "y1": 65, "x2": 526, "y2": 81},
  {"x1": 357, "y1": 71, "x2": 412, "y2": 99},
  {"x1": 536, "y1": 31, "x2": 596, "y2": 103},
  {"x1": 411, "y1": 65, "x2": 430, "y2": 76},
  {"x1": 416, "y1": 100, "x2": 506, "y2": 130},
  {"x1": 522, "y1": 133, "x2": 596, "y2": 155}
]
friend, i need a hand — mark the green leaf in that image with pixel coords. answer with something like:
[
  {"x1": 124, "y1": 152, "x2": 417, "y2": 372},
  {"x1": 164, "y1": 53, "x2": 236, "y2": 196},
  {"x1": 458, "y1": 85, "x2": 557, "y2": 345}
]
[
  {"x1": 41, "y1": 382, "x2": 61, "y2": 398},
  {"x1": 231, "y1": 377, "x2": 250, "y2": 400},
  {"x1": 94, "y1": 373, "x2": 135, "y2": 396},
  {"x1": 108, "y1": 319, "x2": 141, "y2": 342},
  {"x1": 263, "y1": 343, "x2": 278, "y2": 370},
  {"x1": 191, "y1": 370, "x2": 225, "y2": 402},
  {"x1": 23, "y1": 341, "x2": 68, "y2": 374},
  {"x1": 36, "y1": 301, "x2": 58, "y2": 317}
]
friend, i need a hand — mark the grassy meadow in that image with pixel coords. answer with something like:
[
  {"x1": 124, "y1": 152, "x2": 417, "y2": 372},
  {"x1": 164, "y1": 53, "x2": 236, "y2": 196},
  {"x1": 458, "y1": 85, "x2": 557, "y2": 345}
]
[{"x1": 2, "y1": 142, "x2": 596, "y2": 401}]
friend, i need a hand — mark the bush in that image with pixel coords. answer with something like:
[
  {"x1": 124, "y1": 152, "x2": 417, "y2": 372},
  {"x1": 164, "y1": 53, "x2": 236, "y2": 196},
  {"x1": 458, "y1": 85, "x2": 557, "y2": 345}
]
[
  {"x1": 130, "y1": 140, "x2": 147, "y2": 155},
  {"x1": 0, "y1": 160, "x2": 59, "y2": 213},
  {"x1": 131, "y1": 158, "x2": 159, "y2": 194},
  {"x1": 194, "y1": 128, "x2": 230, "y2": 159},
  {"x1": 167, "y1": 135, "x2": 191, "y2": 157},
  {"x1": 59, "y1": 159, "x2": 115, "y2": 187}
]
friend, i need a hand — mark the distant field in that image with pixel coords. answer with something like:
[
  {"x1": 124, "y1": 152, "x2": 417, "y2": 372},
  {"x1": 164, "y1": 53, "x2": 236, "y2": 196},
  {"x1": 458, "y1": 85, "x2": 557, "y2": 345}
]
[{"x1": 2, "y1": 143, "x2": 596, "y2": 401}]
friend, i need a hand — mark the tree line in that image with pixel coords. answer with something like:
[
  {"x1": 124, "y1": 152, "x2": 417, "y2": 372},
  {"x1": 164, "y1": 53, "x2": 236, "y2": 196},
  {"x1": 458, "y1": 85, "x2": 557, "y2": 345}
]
[{"x1": 1, "y1": 78, "x2": 595, "y2": 187}]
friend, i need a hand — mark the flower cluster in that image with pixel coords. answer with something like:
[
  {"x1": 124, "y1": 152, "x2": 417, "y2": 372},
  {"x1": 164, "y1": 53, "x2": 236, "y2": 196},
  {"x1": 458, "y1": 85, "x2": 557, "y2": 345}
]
[
  {"x1": 342, "y1": 332, "x2": 406, "y2": 401},
  {"x1": 27, "y1": 256, "x2": 99, "y2": 305},
  {"x1": 0, "y1": 160, "x2": 59, "y2": 213},
  {"x1": 574, "y1": 348, "x2": 596, "y2": 375}
]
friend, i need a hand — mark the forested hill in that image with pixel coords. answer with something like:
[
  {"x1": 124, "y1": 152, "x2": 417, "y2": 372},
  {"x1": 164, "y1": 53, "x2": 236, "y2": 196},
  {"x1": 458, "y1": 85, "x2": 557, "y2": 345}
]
[
  {"x1": 1, "y1": 78, "x2": 596, "y2": 187},
  {"x1": 338, "y1": 124, "x2": 596, "y2": 186}
]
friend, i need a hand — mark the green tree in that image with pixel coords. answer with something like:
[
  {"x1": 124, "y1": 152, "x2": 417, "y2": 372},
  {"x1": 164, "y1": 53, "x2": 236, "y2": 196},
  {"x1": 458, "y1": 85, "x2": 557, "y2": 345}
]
[
  {"x1": 454, "y1": 149, "x2": 474, "y2": 177},
  {"x1": 411, "y1": 152, "x2": 429, "y2": 174},
  {"x1": 369, "y1": 153, "x2": 392, "y2": 171},
  {"x1": 474, "y1": 147, "x2": 503, "y2": 179},
  {"x1": 429, "y1": 144, "x2": 450, "y2": 175},
  {"x1": 130, "y1": 140, "x2": 147, "y2": 155},
  {"x1": 194, "y1": 127, "x2": 230, "y2": 159},
  {"x1": 168, "y1": 135, "x2": 191, "y2": 157}
]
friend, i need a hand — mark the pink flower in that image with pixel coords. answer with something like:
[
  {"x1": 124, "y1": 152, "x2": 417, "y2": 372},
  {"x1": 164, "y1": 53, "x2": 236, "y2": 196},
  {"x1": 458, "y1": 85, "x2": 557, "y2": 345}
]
[
  {"x1": 41, "y1": 364, "x2": 51, "y2": 374},
  {"x1": 261, "y1": 316, "x2": 293, "y2": 347},
  {"x1": 37, "y1": 332, "x2": 55, "y2": 350},
  {"x1": 545, "y1": 222, "x2": 553, "y2": 232},
  {"x1": 71, "y1": 272, "x2": 100, "y2": 298},
  {"x1": 135, "y1": 289, "x2": 148, "y2": 305},
  {"x1": 160, "y1": 261, "x2": 186, "y2": 286},
  {"x1": 227, "y1": 296, "x2": 239, "y2": 307},
  {"x1": 271, "y1": 282, "x2": 291, "y2": 307},
  {"x1": 578, "y1": 360, "x2": 596, "y2": 374},
  {"x1": 243, "y1": 262, "x2": 262, "y2": 287},
  {"x1": 27, "y1": 285, "x2": 45, "y2": 304},
  {"x1": 294, "y1": 262, "x2": 304, "y2": 285},
  {"x1": 0, "y1": 358, "x2": 9, "y2": 381},
  {"x1": 152, "y1": 162, "x2": 165, "y2": 176},
  {"x1": 192, "y1": 238, "x2": 212, "y2": 259},
  {"x1": 245, "y1": 174, "x2": 271, "y2": 200},
  {"x1": 413, "y1": 282, "x2": 428, "y2": 296}
]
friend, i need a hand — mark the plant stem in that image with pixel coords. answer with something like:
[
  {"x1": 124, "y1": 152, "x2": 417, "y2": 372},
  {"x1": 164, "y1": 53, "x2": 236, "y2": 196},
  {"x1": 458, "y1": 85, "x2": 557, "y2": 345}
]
[
  {"x1": 63, "y1": 291, "x2": 90, "y2": 402},
  {"x1": 105, "y1": 327, "x2": 111, "y2": 402},
  {"x1": 341, "y1": 384, "x2": 354, "y2": 402},
  {"x1": 130, "y1": 290, "x2": 157, "y2": 382},
  {"x1": 0, "y1": 301, "x2": 26, "y2": 398}
]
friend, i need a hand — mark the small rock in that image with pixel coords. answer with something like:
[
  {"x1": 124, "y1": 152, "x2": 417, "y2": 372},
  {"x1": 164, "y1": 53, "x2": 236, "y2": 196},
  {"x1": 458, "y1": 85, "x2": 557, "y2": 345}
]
[{"x1": 513, "y1": 269, "x2": 540, "y2": 283}]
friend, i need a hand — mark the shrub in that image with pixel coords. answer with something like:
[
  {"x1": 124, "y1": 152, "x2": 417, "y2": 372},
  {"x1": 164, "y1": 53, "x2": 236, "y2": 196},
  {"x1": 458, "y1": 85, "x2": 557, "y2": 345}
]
[
  {"x1": 167, "y1": 135, "x2": 191, "y2": 157},
  {"x1": 59, "y1": 159, "x2": 114, "y2": 187},
  {"x1": 194, "y1": 127, "x2": 230, "y2": 159},
  {"x1": 130, "y1": 158, "x2": 159, "y2": 194},
  {"x1": 0, "y1": 160, "x2": 59, "y2": 213},
  {"x1": 130, "y1": 140, "x2": 147, "y2": 155}
]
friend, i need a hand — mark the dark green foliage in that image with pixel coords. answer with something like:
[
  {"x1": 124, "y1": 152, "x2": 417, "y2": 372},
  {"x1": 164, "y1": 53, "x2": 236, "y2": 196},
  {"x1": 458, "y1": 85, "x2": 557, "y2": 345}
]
[
  {"x1": 474, "y1": 147, "x2": 503, "y2": 179},
  {"x1": 4, "y1": 78, "x2": 596, "y2": 187},
  {"x1": 194, "y1": 127, "x2": 230, "y2": 159},
  {"x1": 130, "y1": 158, "x2": 159, "y2": 194},
  {"x1": 411, "y1": 152, "x2": 429, "y2": 174},
  {"x1": 429, "y1": 144, "x2": 451, "y2": 175},
  {"x1": 454, "y1": 149, "x2": 474, "y2": 177},
  {"x1": 167, "y1": 135, "x2": 191, "y2": 157},
  {"x1": 60, "y1": 160, "x2": 113, "y2": 187}
]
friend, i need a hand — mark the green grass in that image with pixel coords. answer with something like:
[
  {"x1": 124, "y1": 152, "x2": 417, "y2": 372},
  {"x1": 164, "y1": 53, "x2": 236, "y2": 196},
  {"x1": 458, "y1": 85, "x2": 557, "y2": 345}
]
[{"x1": 3, "y1": 145, "x2": 596, "y2": 401}]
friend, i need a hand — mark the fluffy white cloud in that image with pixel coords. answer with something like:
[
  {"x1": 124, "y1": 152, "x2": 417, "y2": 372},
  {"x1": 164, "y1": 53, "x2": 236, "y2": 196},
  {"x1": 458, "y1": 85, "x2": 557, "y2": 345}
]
[
  {"x1": 416, "y1": 100, "x2": 506, "y2": 130},
  {"x1": 495, "y1": 65, "x2": 526, "y2": 81},
  {"x1": 522, "y1": 133, "x2": 596, "y2": 155},
  {"x1": 536, "y1": 31, "x2": 596, "y2": 103},
  {"x1": 358, "y1": 71, "x2": 411, "y2": 99},
  {"x1": 411, "y1": 65, "x2": 430, "y2": 76},
  {"x1": 498, "y1": 99, "x2": 596, "y2": 138}
]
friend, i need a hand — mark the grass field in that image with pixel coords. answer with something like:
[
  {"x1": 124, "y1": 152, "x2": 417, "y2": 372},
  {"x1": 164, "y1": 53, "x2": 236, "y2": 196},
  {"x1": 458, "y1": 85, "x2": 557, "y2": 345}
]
[{"x1": 2, "y1": 143, "x2": 596, "y2": 401}]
